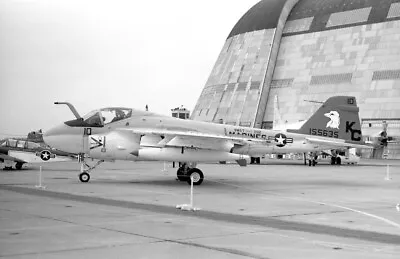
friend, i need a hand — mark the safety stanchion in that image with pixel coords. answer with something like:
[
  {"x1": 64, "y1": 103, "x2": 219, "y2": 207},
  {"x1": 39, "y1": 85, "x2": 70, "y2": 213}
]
[
  {"x1": 176, "y1": 176, "x2": 200, "y2": 211},
  {"x1": 35, "y1": 166, "x2": 46, "y2": 189},
  {"x1": 384, "y1": 164, "x2": 391, "y2": 181}
]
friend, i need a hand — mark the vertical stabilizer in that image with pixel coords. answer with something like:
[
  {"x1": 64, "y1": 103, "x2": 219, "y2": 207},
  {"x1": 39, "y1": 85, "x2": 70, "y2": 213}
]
[{"x1": 288, "y1": 96, "x2": 363, "y2": 142}]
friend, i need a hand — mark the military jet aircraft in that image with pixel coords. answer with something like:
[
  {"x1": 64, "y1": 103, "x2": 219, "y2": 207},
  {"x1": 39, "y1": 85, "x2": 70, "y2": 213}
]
[
  {"x1": 44, "y1": 96, "x2": 372, "y2": 185},
  {"x1": 0, "y1": 138, "x2": 76, "y2": 170}
]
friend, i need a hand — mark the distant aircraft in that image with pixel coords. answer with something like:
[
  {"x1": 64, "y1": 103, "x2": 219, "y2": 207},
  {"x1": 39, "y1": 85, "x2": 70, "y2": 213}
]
[
  {"x1": 44, "y1": 96, "x2": 372, "y2": 185},
  {"x1": 0, "y1": 138, "x2": 76, "y2": 170},
  {"x1": 364, "y1": 120, "x2": 399, "y2": 147}
]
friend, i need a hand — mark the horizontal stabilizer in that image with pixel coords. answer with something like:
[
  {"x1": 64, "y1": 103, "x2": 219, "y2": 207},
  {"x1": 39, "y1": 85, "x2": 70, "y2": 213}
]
[
  {"x1": 235, "y1": 159, "x2": 247, "y2": 167},
  {"x1": 306, "y1": 137, "x2": 373, "y2": 149}
]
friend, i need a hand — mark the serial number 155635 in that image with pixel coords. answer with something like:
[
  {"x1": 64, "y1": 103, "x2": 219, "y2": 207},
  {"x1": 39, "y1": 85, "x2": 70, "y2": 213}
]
[{"x1": 309, "y1": 128, "x2": 339, "y2": 138}]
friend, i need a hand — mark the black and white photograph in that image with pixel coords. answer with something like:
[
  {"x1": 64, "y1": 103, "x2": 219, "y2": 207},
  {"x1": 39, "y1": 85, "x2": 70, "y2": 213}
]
[{"x1": 1, "y1": 0, "x2": 400, "y2": 258}]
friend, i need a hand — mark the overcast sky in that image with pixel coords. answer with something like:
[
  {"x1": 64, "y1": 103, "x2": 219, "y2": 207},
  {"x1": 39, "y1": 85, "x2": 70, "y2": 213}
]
[{"x1": 0, "y1": 0, "x2": 259, "y2": 138}]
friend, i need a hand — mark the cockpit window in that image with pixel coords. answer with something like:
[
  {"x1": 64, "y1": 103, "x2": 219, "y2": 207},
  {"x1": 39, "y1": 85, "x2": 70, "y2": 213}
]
[
  {"x1": 8, "y1": 139, "x2": 17, "y2": 147},
  {"x1": 83, "y1": 111, "x2": 103, "y2": 127},
  {"x1": 17, "y1": 141, "x2": 26, "y2": 148},
  {"x1": 27, "y1": 141, "x2": 41, "y2": 149},
  {"x1": 100, "y1": 108, "x2": 132, "y2": 124}
]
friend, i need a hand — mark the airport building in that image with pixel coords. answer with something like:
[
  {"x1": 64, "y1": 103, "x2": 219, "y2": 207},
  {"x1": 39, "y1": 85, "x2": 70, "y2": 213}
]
[{"x1": 191, "y1": 0, "x2": 400, "y2": 158}]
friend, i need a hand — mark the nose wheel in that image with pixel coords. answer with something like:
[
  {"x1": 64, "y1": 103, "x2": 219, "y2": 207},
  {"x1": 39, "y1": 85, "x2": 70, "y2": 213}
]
[
  {"x1": 79, "y1": 172, "x2": 90, "y2": 182},
  {"x1": 77, "y1": 154, "x2": 104, "y2": 183},
  {"x1": 187, "y1": 168, "x2": 204, "y2": 185}
]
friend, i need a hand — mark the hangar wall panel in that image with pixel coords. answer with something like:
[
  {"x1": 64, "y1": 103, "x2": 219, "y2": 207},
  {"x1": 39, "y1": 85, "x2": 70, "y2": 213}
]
[
  {"x1": 265, "y1": 20, "x2": 400, "y2": 124},
  {"x1": 191, "y1": 29, "x2": 275, "y2": 125}
]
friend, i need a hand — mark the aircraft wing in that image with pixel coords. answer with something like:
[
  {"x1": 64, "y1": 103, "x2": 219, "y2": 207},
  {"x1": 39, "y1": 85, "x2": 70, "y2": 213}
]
[
  {"x1": 118, "y1": 128, "x2": 270, "y2": 151},
  {"x1": 0, "y1": 153, "x2": 26, "y2": 163},
  {"x1": 305, "y1": 137, "x2": 374, "y2": 149}
]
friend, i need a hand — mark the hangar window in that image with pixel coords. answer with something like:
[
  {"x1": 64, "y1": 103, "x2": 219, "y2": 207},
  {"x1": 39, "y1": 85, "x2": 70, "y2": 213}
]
[
  {"x1": 387, "y1": 3, "x2": 400, "y2": 19},
  {"x1": 283, "y1": 17, "x2": 314, "y2": 34},
  {"x1": 261, "y1": 121, "x2": 273, "y2": 129},
  {"x1": 271, "y1": 79, "x2": 294, "y2": 88},
  {"x1": 372, "y1": 70, "x2": 400, "y2": 81},
  {"x1": 310, "y1": 73, "x2": 352, "y2": 85},
  {"x1": 326, "y1": 7, "x2": 371, "y2": 28}
]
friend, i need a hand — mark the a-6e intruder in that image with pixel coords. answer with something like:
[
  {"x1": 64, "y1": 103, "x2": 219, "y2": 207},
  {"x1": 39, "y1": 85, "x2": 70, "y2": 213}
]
[{"x1": 44, "y1": 96, "x2": 371, "y2": 185}]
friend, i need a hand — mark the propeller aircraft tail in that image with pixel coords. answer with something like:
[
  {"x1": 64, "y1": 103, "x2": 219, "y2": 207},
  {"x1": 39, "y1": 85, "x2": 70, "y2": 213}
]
[{"x1": 288, "y1": 96, "x2": 363, "y2": 143}]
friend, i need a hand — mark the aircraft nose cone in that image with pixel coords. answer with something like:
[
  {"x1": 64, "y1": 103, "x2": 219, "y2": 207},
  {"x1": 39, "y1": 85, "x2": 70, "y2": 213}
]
[
  {"x1": 43, "y1": 123, "x2": 85, "y2": 154},
  {"x1": 43, "y1": 123, "x2": 72, "y2": 149},
  {"x1": 44, "y1": 123, "x2": 69, "y2": 138}
]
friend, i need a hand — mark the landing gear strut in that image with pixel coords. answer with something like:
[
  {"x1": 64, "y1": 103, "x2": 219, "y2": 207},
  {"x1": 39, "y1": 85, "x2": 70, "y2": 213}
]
[
  {"x1": 306, "y1": 152, "x2": 318, "y2": 167},
  {"x1": 176, "y1": 162, "x2": 204, "y2": 185},
  {"x1": 330, "y1": 156, "x2": 341, "y2": 165},
  {"x1": 15, "y1": 162, "x2": 23, "y2": 170},
  {"x1": 78, "y1": 153, "x2": 104, "y2": 183}
]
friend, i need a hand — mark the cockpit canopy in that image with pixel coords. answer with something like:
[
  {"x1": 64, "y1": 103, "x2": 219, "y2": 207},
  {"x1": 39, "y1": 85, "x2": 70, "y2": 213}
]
[
  {"x1": 0, "y1": 139, "x2": 41, "y2": 149},
  {"x1": 67, "y1": 107, "x2": 132, "y2": 127}
]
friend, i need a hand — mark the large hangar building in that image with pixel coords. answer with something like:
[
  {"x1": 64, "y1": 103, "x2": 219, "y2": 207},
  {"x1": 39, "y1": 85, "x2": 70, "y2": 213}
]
[{"x1": 191, "y1": 0, "x2": 400, "y2": 158}]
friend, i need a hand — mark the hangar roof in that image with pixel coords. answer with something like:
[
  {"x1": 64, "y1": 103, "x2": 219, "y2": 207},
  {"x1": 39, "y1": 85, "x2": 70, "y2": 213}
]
[{"x1": 227, "y1": 0, "x2": 400, "y2": 39}]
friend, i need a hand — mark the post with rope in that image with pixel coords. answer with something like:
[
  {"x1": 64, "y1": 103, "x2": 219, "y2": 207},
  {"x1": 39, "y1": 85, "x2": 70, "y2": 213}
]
[
  {"x1": 176, "y1": 176, "x2": 200, "y2": 211},
  {"x1": 385, "y1": 164, "x2": 391, "y2": 181},
  {"x1": 35, "y1": 166, "x2": 46, "y2": 189}
]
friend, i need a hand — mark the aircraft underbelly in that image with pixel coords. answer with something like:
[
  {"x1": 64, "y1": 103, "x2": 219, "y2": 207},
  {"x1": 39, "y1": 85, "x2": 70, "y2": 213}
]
[
  {"x1": 246, "y1": 142, "x2": 323, "y2": 155},
  {"x1": 137, "y1": 147, "x2": 245, "y2": 162}
]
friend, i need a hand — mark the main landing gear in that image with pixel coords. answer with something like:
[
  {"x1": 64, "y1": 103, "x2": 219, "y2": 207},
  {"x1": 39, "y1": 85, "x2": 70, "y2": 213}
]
[
  {"x1": 305, "y1": 152, "x2": 318, "y2": 167},
  {"x1": 176, "y1": 162, "x2": 204, "y2": 185},
  {"x1": 78, "y1": 154, "x2": 104, "y2": 183},
  {"x1": 330, "y1": 156, "x2": 342, "y2": 165}
]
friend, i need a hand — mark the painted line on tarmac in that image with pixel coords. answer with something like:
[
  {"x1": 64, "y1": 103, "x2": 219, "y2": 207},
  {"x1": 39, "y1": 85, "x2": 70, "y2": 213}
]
[
  {"x1": 1, "y1": 184, "x2": 400, "y2": 245},
  {"x1": 207, "y1": 179, "x2": 400, "y2": 231}
]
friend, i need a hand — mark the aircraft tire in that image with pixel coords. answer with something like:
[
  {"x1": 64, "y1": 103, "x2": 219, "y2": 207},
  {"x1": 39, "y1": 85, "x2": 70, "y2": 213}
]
[
  {"x1": 187, "y1": 168, "x2": 204, "y2": 185},
  {"x1": 176, "y1": 167, "x2": 188, "y2": 181},
  {"x1": 336, "y1": 157, "x2": 342, "y2": 165},
  {"x1": 79, "y1": 172, "x2": 90, "y2": 183},
  {"x1": 312, "y1": 160, "x2": 316, "y2": 166},
  {"x1": 4, "y1": 166, "x2": 13, "y2": 170},
  {"x1": 330, "y1": 157, "x2": 336, "y2": 165},
  {"x1": 15, "y1": 162, "x2": 23, "y2": 170},
  {"x1": 308, "y1": 160, "x2": 312, "y2": 166}
]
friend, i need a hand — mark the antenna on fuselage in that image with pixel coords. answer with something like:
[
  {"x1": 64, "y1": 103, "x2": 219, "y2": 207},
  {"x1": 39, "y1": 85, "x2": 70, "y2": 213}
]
[
  {"x1": 303, "y1": 100, "x2": 324, "y2": 104},
  {"x1": 54, "y1": 102, "x2": 82, "y2": 119}
]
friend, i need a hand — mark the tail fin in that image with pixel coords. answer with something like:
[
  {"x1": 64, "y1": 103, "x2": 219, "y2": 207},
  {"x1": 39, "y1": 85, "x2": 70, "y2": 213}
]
[{"x1": 288, "y1": 96, "x2": 363, "y2": 142}]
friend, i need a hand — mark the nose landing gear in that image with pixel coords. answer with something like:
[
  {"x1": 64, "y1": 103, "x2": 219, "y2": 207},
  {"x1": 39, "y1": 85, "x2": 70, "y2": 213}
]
[{"x1": 78, "y1": 154, "x2": 104, "y2": 183}]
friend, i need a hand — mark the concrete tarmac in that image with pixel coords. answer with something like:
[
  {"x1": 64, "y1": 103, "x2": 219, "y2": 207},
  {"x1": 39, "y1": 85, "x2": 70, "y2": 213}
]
[{"x1": 0, "y1": 160, "x2": 400, "y2": 258}]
